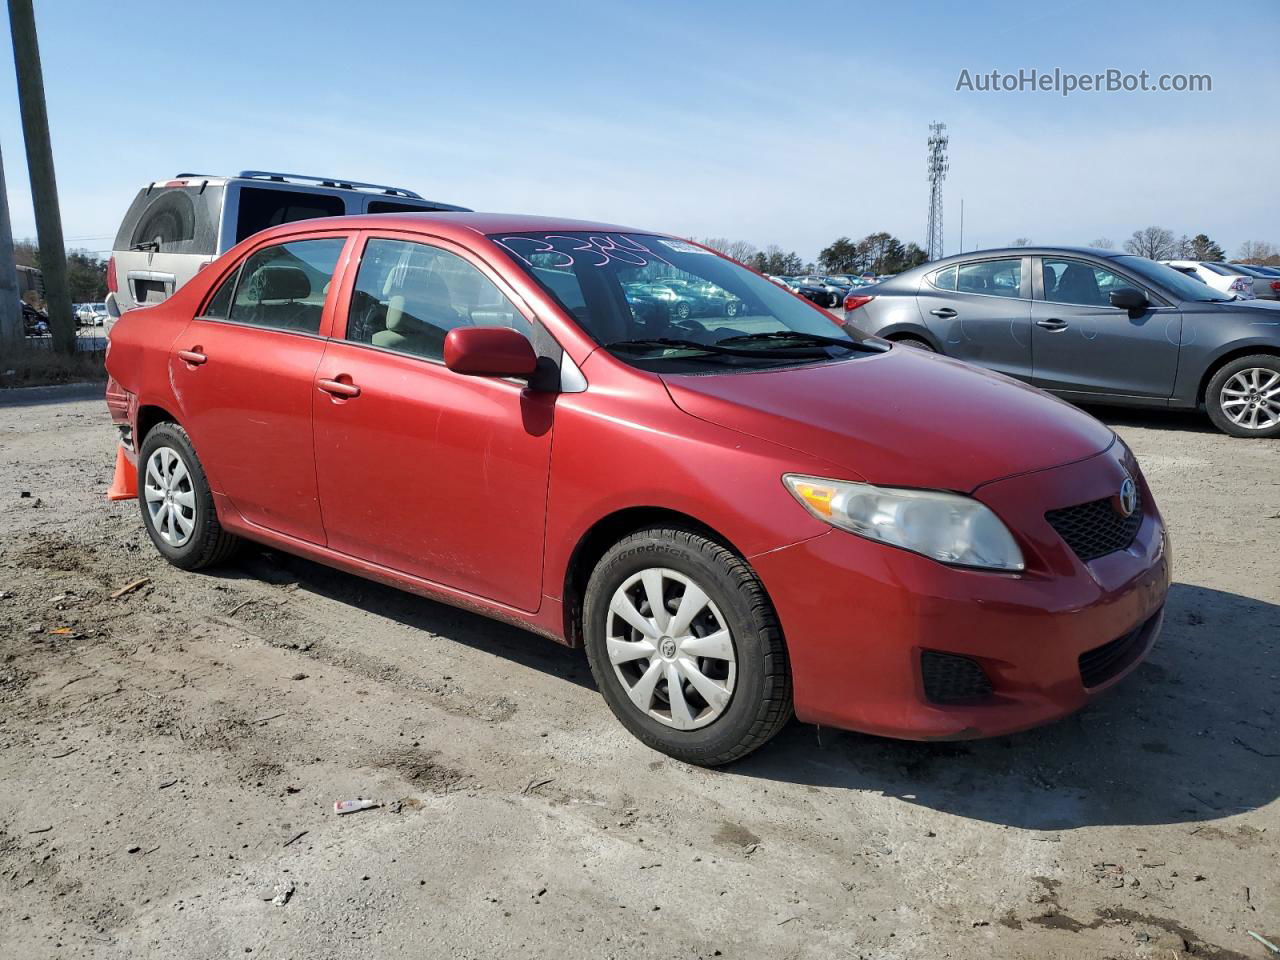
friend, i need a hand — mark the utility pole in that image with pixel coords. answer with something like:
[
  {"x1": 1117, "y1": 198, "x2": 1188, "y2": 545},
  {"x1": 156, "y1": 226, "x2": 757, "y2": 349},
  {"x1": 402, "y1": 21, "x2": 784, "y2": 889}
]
[
  {"x1": 0, "y1": 141, "x2": 21, "y2": 349},
  {"x1": 958, "y1": 198, "x2": 964, "y2": 255},
  {"x1": 8, "y1": 0, "x2": 74, "y2": 354}
]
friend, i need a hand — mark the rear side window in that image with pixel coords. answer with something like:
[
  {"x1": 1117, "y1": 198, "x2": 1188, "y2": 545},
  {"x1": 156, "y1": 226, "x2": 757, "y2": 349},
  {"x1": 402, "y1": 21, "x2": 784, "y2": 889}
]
[
  {"x1": 225, "y1": 237, "x2": 346, "y2": 334},
  {"x1": 956, "y1": 258, "x2": 1022, "y2": 298},
  {"x1": 113, "y1": 185, "x2": 224, "y2": 255},
  {"x1": 345, "y1": 238, "x2": 529, "y2": 360},
  {"x1": 234, "y1": 187, "x2": 346, "y2": 243}
]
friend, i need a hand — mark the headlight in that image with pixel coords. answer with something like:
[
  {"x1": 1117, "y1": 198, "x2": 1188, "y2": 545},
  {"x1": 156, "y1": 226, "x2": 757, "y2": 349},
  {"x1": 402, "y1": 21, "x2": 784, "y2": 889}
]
[{"x1": 783, "y1": 475, "x2": 1024, "y2": 571}]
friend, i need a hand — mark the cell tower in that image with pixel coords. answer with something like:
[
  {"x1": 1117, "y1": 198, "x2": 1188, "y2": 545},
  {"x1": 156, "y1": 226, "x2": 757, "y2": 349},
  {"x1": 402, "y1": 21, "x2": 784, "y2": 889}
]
[{"x1": 926, "y1": 122, "x2": 949, "y2": 261}]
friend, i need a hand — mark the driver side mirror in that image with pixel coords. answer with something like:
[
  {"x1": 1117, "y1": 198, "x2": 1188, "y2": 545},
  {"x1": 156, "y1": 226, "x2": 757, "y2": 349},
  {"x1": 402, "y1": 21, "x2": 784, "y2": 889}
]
[
  {"x1": 443, "y1": 327, "x2": 538, "y2": 379},
  {"x1": 1109, "y1": 287, "x2": 1148, "y2": 314}
]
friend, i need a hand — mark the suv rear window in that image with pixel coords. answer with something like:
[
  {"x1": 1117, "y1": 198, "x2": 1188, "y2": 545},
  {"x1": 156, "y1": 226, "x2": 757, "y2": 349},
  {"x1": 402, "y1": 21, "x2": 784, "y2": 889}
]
[
  {"x1": 234, "y1": 187, "x2": 346, "y2": 243},
  {"x1": 114, "y1": 185, "x2": 224, "y2": 256}
]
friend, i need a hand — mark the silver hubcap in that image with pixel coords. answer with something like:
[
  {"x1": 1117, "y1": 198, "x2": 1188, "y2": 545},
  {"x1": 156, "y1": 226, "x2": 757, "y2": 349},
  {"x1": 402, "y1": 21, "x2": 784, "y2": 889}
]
[
  {"x1": 143, "y1": 446, "x2": 196, "y2": 547},
  {"x1": 1221, "y1": 367, "x2": 1280, "y2": 430},
  {"x1": 606, "y1": 568, "x2": 736, "y2": 731}
]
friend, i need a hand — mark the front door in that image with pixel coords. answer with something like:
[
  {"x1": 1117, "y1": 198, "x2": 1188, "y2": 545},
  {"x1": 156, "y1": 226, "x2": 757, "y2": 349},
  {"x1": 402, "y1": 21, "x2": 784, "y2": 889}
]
[
  {"x1": 169, "y1": 233, "x2": 351, "y2": 543},
  {"x1": 312, "y1": 233, "x2": 554, "y2": 612},
  {"x1": 1031, "y1": 256, "x2": 1181, "y2": 399},
  {"x1": 917, "y1": 256, "x2": 1033, "y2": 381}
]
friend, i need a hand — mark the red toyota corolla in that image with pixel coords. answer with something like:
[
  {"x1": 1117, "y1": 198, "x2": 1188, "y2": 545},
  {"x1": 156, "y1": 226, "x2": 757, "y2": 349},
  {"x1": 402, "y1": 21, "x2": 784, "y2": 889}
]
[{"x1": 104, "y1": 213, "x2": 1169, "y2": 765}]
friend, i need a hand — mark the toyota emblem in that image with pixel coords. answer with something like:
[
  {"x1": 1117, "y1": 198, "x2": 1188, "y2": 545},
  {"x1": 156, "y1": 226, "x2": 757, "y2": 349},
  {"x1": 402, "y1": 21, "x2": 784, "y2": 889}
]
[{"x1": 1118, "y1": 477, "x2": 1138, "y2": 517}]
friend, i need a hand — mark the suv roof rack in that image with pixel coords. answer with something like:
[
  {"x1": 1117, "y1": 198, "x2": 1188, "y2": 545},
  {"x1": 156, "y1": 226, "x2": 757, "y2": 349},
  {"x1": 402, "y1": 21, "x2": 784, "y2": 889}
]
[{"x1": 234, "y1": 170, "x2": 424, "y2": 199}]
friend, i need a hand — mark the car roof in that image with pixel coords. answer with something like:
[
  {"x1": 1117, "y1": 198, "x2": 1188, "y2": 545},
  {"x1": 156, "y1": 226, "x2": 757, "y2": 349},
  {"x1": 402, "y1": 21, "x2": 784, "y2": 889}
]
[
  {"x1": 245, "y1": 211, "x2": 654, "y2": 245},
  {"x1": 925, "y1": 245, "x2": 1125, "y2": 267}
]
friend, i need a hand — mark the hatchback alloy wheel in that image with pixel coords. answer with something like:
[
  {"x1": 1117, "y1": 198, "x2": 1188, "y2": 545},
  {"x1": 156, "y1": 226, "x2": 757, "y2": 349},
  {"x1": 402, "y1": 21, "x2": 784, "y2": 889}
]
[
  {"x1": 606, "y1": 567, "x2": 737, "y2": 730},
  {"x1": 1220, "y1": 367, "x2": 1280, "y2": 431},
  {"x1": 144, "y1": 446, "x2": 197, "y2": 547}
]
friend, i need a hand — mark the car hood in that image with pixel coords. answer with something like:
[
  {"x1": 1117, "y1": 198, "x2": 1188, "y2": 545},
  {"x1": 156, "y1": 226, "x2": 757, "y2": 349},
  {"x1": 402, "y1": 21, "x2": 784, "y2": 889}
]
[{"x1": 661, "y1": 348, "x2": 1116, "y2": 493}]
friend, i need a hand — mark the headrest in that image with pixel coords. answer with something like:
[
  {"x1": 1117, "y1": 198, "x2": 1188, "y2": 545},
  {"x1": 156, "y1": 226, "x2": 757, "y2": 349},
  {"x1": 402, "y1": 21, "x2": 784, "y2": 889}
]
[{"x1": 252, "y1": 264, "x2": 310, "y2": 302}]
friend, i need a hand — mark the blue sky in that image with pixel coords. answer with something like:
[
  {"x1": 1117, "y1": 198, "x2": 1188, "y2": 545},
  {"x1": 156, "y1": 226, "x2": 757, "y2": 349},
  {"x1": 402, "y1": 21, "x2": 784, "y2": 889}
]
[{"x1": 0, "y1": 0, "x2": 1276, "y2": 261}]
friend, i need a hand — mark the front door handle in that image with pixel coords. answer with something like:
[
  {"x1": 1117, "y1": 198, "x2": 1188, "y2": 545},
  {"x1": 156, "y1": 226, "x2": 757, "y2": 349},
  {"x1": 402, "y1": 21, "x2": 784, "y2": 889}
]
[
  {"x1": 1036, "y1": 318, "x2": 1069, "y2": 332},
  {"x1": 317, "y1": 377, "x2": 361, "y2": 399},
  {"x1": 930, "y1": 307, "x2": 957, "y2": 318},
  {"x1": 177, "y1": 348, "x2": 207, "y2": 365}
]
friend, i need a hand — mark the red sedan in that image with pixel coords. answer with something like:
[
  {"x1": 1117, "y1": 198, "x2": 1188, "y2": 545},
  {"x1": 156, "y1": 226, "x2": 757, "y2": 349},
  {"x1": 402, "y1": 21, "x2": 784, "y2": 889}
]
[{"x1": 104, "y1": 213, "x2": 1170, "y2": 765}]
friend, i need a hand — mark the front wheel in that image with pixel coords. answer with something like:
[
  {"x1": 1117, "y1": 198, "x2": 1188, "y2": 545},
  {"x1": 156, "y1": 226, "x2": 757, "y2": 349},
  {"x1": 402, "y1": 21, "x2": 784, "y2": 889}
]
[
  {"x1": 1205, "y1": 355, "x2": 1280, "y2": 438},
  {"x1": 582, "y1": 527, "x2": 792, "y2": 766}
]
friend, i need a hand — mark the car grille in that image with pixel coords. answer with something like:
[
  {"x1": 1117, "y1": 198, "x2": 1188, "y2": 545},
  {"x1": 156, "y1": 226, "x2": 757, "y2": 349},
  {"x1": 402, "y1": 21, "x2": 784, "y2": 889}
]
[
  {"x1": 921, "y1": 651, "x2": 993, "y2": 705},
  {"x1": 1078, "y1": 616, "x2": 1153, "y2": 688},
  {"x1": 1045, "y1": 491, "x2": 1142, "y2": 563}
]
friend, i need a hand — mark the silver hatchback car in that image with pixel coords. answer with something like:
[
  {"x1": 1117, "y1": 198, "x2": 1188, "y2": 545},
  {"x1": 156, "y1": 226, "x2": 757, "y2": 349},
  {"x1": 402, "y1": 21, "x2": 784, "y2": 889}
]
[{"x1": 106, "y1": 170, "x2": 468, "y2": 318}]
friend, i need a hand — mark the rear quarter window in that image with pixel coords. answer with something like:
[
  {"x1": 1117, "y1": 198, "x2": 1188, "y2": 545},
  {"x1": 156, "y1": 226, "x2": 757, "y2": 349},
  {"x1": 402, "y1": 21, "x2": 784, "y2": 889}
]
[{"x1": 234, "y1": 187, "x2": 346, "y2": 243}]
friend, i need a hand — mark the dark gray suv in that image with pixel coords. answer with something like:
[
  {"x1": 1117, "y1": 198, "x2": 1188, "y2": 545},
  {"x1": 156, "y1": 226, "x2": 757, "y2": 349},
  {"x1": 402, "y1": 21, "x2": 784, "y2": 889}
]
[{"x1": 843, "y1": 246, "x2": 1280, "y2": 438}]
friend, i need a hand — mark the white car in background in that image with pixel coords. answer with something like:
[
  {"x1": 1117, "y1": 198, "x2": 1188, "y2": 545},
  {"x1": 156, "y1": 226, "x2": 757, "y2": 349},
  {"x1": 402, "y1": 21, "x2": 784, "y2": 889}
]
[{"x1": 1160, "y1": 260, "x2": 1256, "y2": 299}]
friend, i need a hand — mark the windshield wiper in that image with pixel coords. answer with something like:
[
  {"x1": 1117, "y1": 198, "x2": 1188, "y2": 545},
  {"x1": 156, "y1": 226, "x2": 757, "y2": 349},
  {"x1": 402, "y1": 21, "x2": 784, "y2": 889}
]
[
  {"x1": 131, "y1": 240, "x2": 160, "y2": 252},
  {"x1": 606, "y1": 337, "x2": 797, "y2": 359},
  {"x1": 715, "y1": 330, "x2": 886, "y2": 353}
]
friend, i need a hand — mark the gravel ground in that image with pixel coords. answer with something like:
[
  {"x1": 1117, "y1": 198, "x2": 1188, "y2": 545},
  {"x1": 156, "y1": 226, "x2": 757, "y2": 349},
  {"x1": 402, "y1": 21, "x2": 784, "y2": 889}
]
[{"x1": 1, "y1": 383, "x2": 1277, "y2": 960}]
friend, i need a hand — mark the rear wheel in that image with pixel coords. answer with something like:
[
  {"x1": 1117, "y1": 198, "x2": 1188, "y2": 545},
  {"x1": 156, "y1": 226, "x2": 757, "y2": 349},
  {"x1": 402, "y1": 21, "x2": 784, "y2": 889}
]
[
  {"x1": 1205, "y1": 355, "x2": 1280, "y2": 438},
  {"x1": 138, "y1": 422, "x2": 241, "y2": 569},
  {"x1": 891, "y1": 335, "x2": 936, "y2": 352},
  {"x1": 583, "y1": 527, "x2": 792, "y2": 766}
]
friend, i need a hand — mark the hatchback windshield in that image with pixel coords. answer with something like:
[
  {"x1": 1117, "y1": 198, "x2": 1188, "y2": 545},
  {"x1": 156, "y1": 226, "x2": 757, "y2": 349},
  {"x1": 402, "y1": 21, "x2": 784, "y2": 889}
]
[
  {"x1": 1114, "y1": 255, "x2": 1232, "y2": 302},
  {"x1": 490, "y1": 232, "x2": 878, "y2": 371}
]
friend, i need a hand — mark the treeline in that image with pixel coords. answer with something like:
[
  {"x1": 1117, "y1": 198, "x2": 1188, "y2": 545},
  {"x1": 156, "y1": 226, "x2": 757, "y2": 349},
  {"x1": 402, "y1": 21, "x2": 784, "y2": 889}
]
[
  {"x1": 1099, "y1": 229, "x2": 1279, "y2": 266},
  {"x1": 12, "y1": 239, "x2": 108, "y2": 304},
  {"x1": 701, "y1": 232, "x2": 927, "y2": 277}
]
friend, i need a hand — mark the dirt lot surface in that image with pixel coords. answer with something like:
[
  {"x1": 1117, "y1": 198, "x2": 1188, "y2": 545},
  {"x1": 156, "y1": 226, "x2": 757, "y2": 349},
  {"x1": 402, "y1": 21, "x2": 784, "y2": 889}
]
[{"x1": 1, "y1": 383, "x2": 1277, "y2": 960}]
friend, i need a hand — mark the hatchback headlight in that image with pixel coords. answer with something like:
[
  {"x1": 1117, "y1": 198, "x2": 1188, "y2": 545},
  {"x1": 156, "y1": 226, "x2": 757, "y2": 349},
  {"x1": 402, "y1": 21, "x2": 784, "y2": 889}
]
[{"x1": 783, "y1": 475, "x2": 1024, "y2": 571}]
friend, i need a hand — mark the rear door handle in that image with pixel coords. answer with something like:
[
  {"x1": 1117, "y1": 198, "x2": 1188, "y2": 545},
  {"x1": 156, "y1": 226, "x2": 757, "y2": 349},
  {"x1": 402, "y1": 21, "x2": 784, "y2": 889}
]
[
  {"x1": 317, "y1": 377, "x2": 361, "y2": 399},
  {"x1": 177, "y1": 348, "x2": 207, "y2": 365},
  {"x1": 930, "y1": 307, "x2": 957, "y2": 318},
  {"x1": 1036, "y1": 318, "x2": 1069, "y2": 332}
]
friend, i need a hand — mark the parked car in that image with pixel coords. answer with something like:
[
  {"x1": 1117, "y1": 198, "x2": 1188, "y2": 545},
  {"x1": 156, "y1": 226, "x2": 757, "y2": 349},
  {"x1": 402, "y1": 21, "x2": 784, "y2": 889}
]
[
  {"x1": 781, "y1": 276, "x2": 837, "y2": 307},
  {"x1": 22, "y1": 301, "x2": 48, "y2": 336},
  {"x1": 796, "y1": 275, "x2": 845, "y2": 307},
  {"x1": 1224, "y1": 262, "x2": 1280, "y2": 300},
  {"x1": 843, "y1": 246, "x2": 1280, "y2": 437},
  {"x1": 105, "y1": 214, "x2": 1169, "y2": 766},
  {"x1": 106, "y1": 170, "x2": 469, "y2": 318},
  {"x1": 1159, "y1": 260, "x2": 1255, "y2": 300},
  {"x1": 78, "y1": 302, "x2": 108, "y2": 326}
]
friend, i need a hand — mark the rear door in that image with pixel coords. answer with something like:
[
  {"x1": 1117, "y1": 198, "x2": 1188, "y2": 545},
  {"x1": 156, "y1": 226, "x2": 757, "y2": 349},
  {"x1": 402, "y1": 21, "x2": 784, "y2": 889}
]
[
  {"x1": 312, "y1": 231, "x2": 554, "y2": 611},
  {"x1": 1031, "y1": 256, "x2": 1180, "y2": 399},
  {"x1": 917, "y1": 256, "x2": 1033, "y2": 380},
  {"x1": 111, "y1": 181, "x2": 225, "y2": 309},
  {"x1": 169, "y1": 231, "x2": 353, "y2": 543}
]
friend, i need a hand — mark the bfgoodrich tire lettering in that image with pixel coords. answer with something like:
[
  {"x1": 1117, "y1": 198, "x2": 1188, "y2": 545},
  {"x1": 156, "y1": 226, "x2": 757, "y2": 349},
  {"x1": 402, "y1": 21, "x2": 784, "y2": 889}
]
[
  {"x1": 137, "y1": 422, "x2": 241, "y2": 570},
  {"x1": 1205, "y1": 354, "x2": 1280, "y2": 439},
  {"x1": 583, "y1": 526, "x2": 792, "y2": 766}
]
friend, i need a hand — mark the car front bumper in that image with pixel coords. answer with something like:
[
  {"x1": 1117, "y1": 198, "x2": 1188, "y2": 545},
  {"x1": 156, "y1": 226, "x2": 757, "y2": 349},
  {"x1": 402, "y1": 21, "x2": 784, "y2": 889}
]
[{"x1": 751, "y1": 448, "x2": 1170, "y2": 740}]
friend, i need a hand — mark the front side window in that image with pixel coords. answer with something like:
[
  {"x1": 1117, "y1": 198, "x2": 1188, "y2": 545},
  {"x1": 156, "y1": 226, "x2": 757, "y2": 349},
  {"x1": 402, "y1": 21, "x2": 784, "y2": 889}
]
[
  {"x1": 1042, "y1": 259, "x2": 1130, "y2": 307},
  {"x1": 491, "y1": 232, "x2": 879, "y2": 373},
  {"x1": 346, "y1": 238, "x2": 530, "y2": 361},
  {"x1": 956, "y1": 258, "x2": 1022, "y2": 298},
  {"x1": 226, "y1": 237, "x2": 346, "y2": 334}
]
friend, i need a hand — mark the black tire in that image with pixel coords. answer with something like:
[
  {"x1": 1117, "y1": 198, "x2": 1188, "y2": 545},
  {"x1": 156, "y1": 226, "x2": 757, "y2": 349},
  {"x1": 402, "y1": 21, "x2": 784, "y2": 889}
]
[
  {"x1": 137, "y1": 422, "x2": 241, "y2": 570},
  {"x1": 1205, "y1": 355, "x2": 1280, "y2": 439},
  {"x1": 892, "y1": 336, "x2": 935, "y2": 353},
  {"x1": 582, "y1": 526, "x2": 792, "y2": 766}
]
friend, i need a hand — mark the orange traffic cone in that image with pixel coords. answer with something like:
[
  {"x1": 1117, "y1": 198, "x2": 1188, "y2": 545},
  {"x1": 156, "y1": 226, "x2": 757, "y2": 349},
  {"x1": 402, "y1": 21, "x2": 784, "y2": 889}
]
[{"x1": 106, "y1": 445, "x2": 138, "y2": 501}]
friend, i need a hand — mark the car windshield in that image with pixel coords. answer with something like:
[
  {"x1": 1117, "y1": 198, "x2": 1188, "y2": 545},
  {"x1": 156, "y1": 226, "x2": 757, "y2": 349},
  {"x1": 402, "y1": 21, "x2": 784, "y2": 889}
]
[
  {"x1": 1114, "y1": 255, "x2": 1232, "y2": 302},
  {"x1": 491, "y1": 232, "x2": 880, "y2": 371}
]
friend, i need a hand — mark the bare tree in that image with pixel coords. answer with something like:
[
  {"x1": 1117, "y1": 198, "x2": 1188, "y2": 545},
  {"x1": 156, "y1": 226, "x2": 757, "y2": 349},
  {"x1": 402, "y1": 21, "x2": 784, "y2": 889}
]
[
  {"x1": 700, "y1": 237, "x2": 758, "y2": 264},
  {"x1": 1238, "y1": 240, "x2": 1279, "y2": 264},
  {"x1": 1089, "y1": 237, "x2": 1115, "y2": 250},
  {"x1": 1123, "y1": 226, "x2": 1176, "y2": 261},
  {"x1": 1009, "y1": 237, "x2": 1032, "y2": 247}
]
